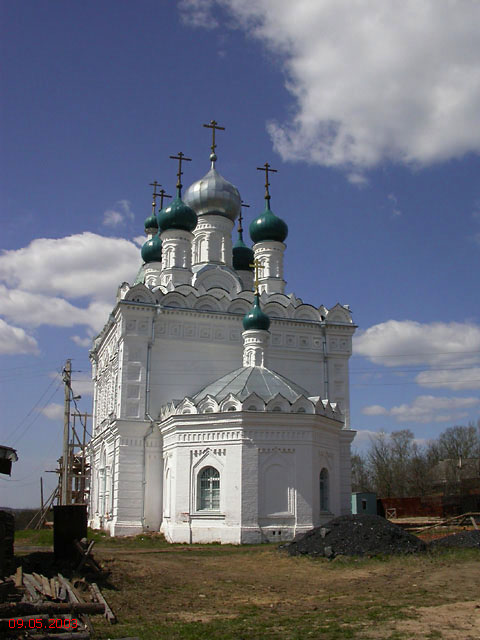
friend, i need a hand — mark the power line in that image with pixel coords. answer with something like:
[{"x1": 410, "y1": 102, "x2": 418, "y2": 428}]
[
  {"x1": 10, "y1": 379, "x2": 63, "y2": 446},
  {"x1": 351, "y1": 379, "x2": 480, "y2": 388},
  {"x1": 350, "y1": 365, "x2": 480, "y2": 375},
  {"x1": 351, "y1": 349, "x2": 480, "y2": 358},
  {"x1": 4, "y1": 370, "x2": 62, "y2": 442}
]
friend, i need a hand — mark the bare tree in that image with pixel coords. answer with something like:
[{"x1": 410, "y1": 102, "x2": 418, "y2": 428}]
[
  {"x1": 358, "y1": 420, "x2": 480, "y2": 498},
  {"x1": 435, "y1": 424, "x2": 480, "y2": 460},
  {"x1": 351, "y1": 452, "x2": 372, "y2": 492},
  {"x1": 367, "y1": 431, "x2": 395, "y2": 497}
]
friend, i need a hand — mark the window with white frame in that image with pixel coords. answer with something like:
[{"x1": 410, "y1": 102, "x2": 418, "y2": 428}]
[
  {"x1": 320, "y1": 468, "x2": 329, "y2": 512},
  {"x1": 198, "y1": 466, "x2": 220, "y2": 510}
]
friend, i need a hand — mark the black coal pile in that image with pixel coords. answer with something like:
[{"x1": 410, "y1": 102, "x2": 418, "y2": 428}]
[
  {"x1": 429, "y1": 530, "x2": 480, "y2": 549},
  {"x1": 285, "y1": 514, "x2": 427, "y2": 558}
]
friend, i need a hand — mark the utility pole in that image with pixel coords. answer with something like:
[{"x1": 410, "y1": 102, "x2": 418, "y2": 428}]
[{"x1": 61, "y1": 359, "x2": 71, "y2": 504}]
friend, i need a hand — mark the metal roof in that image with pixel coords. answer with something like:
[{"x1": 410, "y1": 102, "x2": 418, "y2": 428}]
[{"x1": 193, "y1": 366, "x2": 309, "y2": 403}]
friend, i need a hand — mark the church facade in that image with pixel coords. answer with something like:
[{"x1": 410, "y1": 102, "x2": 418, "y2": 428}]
[{"x1": 88, "y1": 128, "x2": 356, "y2": 543}]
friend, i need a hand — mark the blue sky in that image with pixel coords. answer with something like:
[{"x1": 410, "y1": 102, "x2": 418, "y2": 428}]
[{"x1": 1, "y1": 0, "x2": 480, "y2": 507}]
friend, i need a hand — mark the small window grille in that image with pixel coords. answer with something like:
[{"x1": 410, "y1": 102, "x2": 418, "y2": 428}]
[{"x1": 198, "y1": 466, "x2": 220, "y2": 510}]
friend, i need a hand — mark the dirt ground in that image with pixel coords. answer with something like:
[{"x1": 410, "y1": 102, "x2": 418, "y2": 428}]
[{"x1": 86, "y1": 544, "x2": 480, "y2": 640}]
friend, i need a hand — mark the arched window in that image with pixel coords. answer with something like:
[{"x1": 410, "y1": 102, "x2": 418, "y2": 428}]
[
  {"x1": 320, "y1": 468, "x2": 329, "y2": 512},
  {"x1": 198, "y1": 466, "x2": 220, "y2": 510}
]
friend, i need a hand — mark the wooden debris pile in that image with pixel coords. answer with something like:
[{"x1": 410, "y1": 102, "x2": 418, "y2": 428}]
[
  {"x1": 0, "y1": 540, "x2": 116, "y2": 639},
  {"x1": 413, "y1": 511, "x2": 480, "y2": 532}
]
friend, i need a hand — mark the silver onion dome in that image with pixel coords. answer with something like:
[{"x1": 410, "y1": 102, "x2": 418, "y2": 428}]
[{"x1": 184, "y1": 153, "x2": 241, "y2": 222}]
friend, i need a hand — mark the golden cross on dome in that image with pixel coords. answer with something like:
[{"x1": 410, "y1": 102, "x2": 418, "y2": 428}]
[
  {"x1": 256, "y1": 162, "x2": 278, "y2": 202},
  {"x1": 249, "y1": 258, "x2": 265, "y2": 294},
  {"x1": 149, "y1": 180, "x2": 163, "y2": 214},
  {"x1": 158, "y1": 188, "x2": 172, "y2": 210},
  {"x1": 169, "y1": 151, "x2": 192, "y2": 191},
  {"x1": 203, "y1": 119, "x2": 225, "y2": 155},
  {"x1": 239, "y1": 201, "x2": 250, "y2": 233}
]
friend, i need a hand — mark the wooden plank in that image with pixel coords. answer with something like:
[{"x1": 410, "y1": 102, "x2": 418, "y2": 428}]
[
  {"x1": 22, "y1": 575, "x2": 41, "y2": 602},
  {"x1": 41, "y1": 574, "x2": 53, "y2": 599},
  {"x1": 57, "y1": 574, "x2": 94, "y2": 635},
  {"x1": 75, "y1": 539, "x2": 96, "y2": 572},
  {"x1": 74, "y1": 539, "x2": 103, "y2": 573},
  {"x1": 14, "y1": 566, "x2": 23, "y2": 588},
  {"x1": 50, "y1": 577, "x2": 58, "y2": 600},
  {"x1": 32, "y1": 572, "x2": 46, "y2": 592},
  {"x1": 57, "y1": 574, "x2": 82, "y2": 603},
  {"x1": 89, "y1": 582, "x2": 116, "y2": 624},
  {"x1": 471, "y1": 516, "x2": 479, "y2": 530},
  {"x1": 26, "y1": 573, "x2": 43, "y2": 592}
]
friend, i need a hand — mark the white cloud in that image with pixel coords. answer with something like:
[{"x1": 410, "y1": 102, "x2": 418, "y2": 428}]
[
  {"x1": 351, "y1": 429, "x2": 379, "y2": 449},
  {"x1": 0, "y1": 286, "x2": 112, "y2": 333},
  {"x1": 363, "y1": 395, "x2": 479, "y2": 424},
  {"x1": 354, "y1": 320, "x2": 480, "y2": 393},
  {"x1": 0, "y1": 232, "x2": 140, "y2": 300},
  {"x1": 388, "y1": 193, "x2": 402, "y2": 217},
  {"x1": 347, "y1": 172, "x2": 368, "y2": 187},
  {"x1": 434, "y1": 412, "x2": 469, "y2": 423},
  {"x1": 179, "y1": 0, "x2": 219, "y2": 29},
  {"x1": 72, "y1": 335, "x2": 93, "y2": 348},
  {"x1": 354, "y1": 320, "x2": 480, "y2": 367},
  {"x1": 39, "y1": 403, "x2": 63, "y2": 420},
  {"x1": 70, "y1": 373, "x2": 93, "y2": 397},
  {"x1": 103, "y1": 200, "x2": 135, "y2": 227},
  {"x1": 0, "y1": 233, "x2": 141, "y2": 339},
  {"x1": 362, "y1": 405, "x2": 388, "y2": 416},
  {"x1": 182, "y1": 0, "x2": 480, "y2": 172},
  {"x1": 133, "y1": 235, "x2": 146, "y2": 247},
  {"x1": 415, "y1": 367, "x2": 480, "y2": 391},
  {"x1": 0, "y1": 318, "x2": 39, "y2": 355}
]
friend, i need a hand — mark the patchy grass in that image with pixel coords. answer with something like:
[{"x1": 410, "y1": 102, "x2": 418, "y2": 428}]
[
  {"x1": 14, "y1": 528, "x2": 480, "y2": 638},
  {"x1": 89, "y1": 544, "x2": 480, "y2": 640},
  {"x1": 14, "y1": 528, "x2": 53, "y2": 546}
]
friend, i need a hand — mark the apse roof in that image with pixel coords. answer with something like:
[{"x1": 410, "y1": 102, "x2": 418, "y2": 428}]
[{"x1": 193, "y1": 365, "x2": 309, "y2": 404}]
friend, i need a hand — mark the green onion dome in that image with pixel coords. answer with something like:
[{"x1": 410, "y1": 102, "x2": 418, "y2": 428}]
[
  {"x1": 249, "y1": 201, "x2": 288, "y2": 244},
  {"x1": 232, "y1": 230, "x2": 254, "y2": 271},
  {"x1": 141, "y1": 233, "x2": 162, "y2": 263},
  {"x1": 144, "y1": 213, "x2": 159, "y2": 232},
  {"x1": 158, "y1": 191, "x2": 197, "y2": 233},
  {"x1": 242, "y1": 293, "x2": 270, "y2": 331}
]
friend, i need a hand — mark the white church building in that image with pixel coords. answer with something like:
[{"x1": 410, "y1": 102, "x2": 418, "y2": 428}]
[{"x1": 88, "y1": 124, "x2": 356, "y2": 543}]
